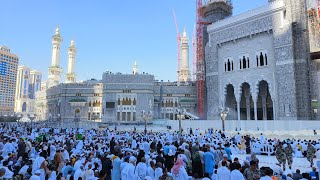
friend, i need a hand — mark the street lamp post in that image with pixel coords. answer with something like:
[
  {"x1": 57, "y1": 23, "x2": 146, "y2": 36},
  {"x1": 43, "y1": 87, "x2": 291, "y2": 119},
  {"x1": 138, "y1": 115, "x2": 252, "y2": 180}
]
[
  {"x1": 175, "y1": 107, "x2": 186, "y2": 139},
  {"x1": 16, "y1": 114, "x2": 22, "y2": 124},
  {"x1": 28, "y1": 114, "x2": 36, "y2": 130},
  {"x1": 220, "y1": 107, "x2": 229, "y2": 132},
  {"x1": 141, "y1": 110, "x2": 152, "y2": 135}
]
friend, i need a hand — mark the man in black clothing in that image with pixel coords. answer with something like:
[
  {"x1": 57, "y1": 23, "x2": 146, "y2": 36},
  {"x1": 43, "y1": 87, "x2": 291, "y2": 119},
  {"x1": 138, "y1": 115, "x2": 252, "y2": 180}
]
[
  {"x1": 292, "y1": 169, "x2": 303, "y2": 180},
  {"x1": 110, "y1": 137, "x2": 115, "y2": 154},
  {"x1": 156, "y1": 150, "x2": 165, "y2": 167},
  {"x1": 101, "y1": 155, "x2": 113, "y2": 180}
]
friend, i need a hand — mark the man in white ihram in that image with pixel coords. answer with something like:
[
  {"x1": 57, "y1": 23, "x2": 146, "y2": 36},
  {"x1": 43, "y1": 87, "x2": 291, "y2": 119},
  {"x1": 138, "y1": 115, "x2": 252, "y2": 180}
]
[
  {"x1": 121, "y1": 156, "x2": 137, "y2": 180},
  {"x1": 217, "y1": 161, "x2": 231, "y2": 180}
]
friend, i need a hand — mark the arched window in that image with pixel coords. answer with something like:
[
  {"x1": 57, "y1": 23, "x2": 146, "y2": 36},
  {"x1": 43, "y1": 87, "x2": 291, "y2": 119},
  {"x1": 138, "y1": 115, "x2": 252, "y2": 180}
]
[
  {"x1": 174, "y1": 101, "x2": 178, "y2": 107},
  {"x1": 247, "y1": 58, "x2": 250, "y2": 68},
  {"x1": 265, "y1": 54, "x2": 268, "y2": 65},
  {"x1": 227, "y1": 59, "x2": 231, "y2": 71},
  {"x1": 133, "y1": 98, "x2": 136, "y2": 105},
  {"x1": 243, "y1": 56, "x2": 246, "y2": 69},
  {"x1": 89, "y1": 101, "x2": 92, "y2": 107},
  {"x1": 22, "y1": 102, "x2": 27, "y2": 112},
  {"x1": 231, "y1": 61, "x2": 234, "y2": 70},
  {"x1": 260, "y1": 52, "x2": 264, "y2": 66},
  {"x1": 256, "y1": 56, "x2": 259, "y2": 66},
  {"x1": 225, "y1": 63, "x2": 227, "y2": 72},
  {"x1": 161, "y1": 101, "x2": 164, "y2": 107},
  {"x1": 117, "y1": 99, "x2": 120, "y2": 105},
  {"x1": 240, "y1": 59, "x2": 242, "y2": 69}
]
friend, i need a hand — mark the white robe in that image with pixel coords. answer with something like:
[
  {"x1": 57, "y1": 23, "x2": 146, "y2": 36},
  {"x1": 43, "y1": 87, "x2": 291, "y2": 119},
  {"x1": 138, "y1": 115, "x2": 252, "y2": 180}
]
[
  {"x1": 230, "y1": 169, "x2": 245, "y2": 180},
  {"x1": 1, "y1": 166, "x2": 14, "y2": 178},
  {"x1": 154, "y1": 168, "x2": 163, "y2": 180},
  {"x1": 74, "y1": 169, "x2": 83, "y2": 180},
  {"x1": 83, "y1": 169, "x2": 94, "y2": 180},
  {"x1": 63, "y1": 150, "x2": 70, "y2": 161},
  {"x1": 2, "y1": 142, "x2": 14, "y2": 156},
  {"x1": 32, "y1": 156, "x2": 45, "y2": 175},
  {"x1": 121, "y1": 163, "x2": 136, "y2": 180},
  {"x1": 132, "y1": 140, "x2": 137, "y2": 149},
  {"x1": 146, "y1": 166, "x2": 155, "y2": 179},
  {"x1": 30, "y1": 175, "x2": 41, "y2": 180},
  {"x1": 171, "y1": 167, "x2": 189, "y2": 180},
  {"x1": 49, "y1": 145, "x2": 56, "y2": 160},
  {"x1": 217, "y1": 166, "x2": 231, "y2": 180},
  {"x1": 135, "y1": 162, "x2": 147, "y2": 180}
]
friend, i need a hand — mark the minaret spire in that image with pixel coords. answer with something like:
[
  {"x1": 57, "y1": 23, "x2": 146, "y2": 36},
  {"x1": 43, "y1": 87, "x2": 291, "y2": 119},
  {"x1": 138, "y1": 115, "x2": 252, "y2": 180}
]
[
  {"x1": 48, "y1": 26, "x2": 63, "y2": 88},
  {"x1": 65, "y1": 39, "x2": 77, "y2": 83},
  {"x1": 133, "y1": 61, "x2": 139, "y2": 75},
  {"x1": 179, "y1": 28, "x2": 191, "y2": 82}
]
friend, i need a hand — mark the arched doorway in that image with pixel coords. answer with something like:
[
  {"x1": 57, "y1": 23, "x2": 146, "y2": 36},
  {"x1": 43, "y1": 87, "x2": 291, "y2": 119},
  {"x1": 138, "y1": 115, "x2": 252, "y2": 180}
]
[
  {"x1": 225, "y1": 84, "x2": 237, "y2": 120},
  {"x1": 257, "y1": 80, "x2": 273, "y2": 120},
  {"x1": 240, "y1": 82, "x2": 254, "y2": 120},
  {"x1": 22, "y1": 102, "x2": 27, "y2": 112},
  {"x1": 74, "y1": 109, "x2": 81, "y2": 122}
]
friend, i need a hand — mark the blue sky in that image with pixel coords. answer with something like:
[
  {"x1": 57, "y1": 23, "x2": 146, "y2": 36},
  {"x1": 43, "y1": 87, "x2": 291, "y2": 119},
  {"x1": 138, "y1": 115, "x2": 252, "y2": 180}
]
[{"x1": 0, "y1": 0, "x2": 267, "y2": 82}]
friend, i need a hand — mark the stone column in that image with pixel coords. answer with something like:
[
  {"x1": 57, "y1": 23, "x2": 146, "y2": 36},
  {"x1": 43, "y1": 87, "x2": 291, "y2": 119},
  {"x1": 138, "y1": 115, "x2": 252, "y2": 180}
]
[
  {"x1": 130, "y1": 97, "x2": 133, "y2": 121},
  {"x1": 252, "y1": 93, "x2": 258, "y2": 130},
  {"x1": 120, "y1": 99, "x2": 123, "y2": 122},
  {"x1": 272, "y1": 98, "x2": 276, "y2": 120},
  {"x1": 262, "y1": 95, "x2": 267, "y2": 120},
  {"x1": 245, "y1": 96, "x2": 250, "y2": 120},
  {"x1": 254, "y1": 100, "x2": 258, "y2": 121}
]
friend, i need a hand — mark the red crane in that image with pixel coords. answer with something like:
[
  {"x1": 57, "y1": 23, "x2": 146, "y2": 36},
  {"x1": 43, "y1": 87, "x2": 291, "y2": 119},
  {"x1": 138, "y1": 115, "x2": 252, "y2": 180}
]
[
  {"x1": 196, "y1": 0, "x2": 205, "y2": 119},
  {"x1": 172, "y1": 9, "x2": 181, "y2": 82},
  {"x1": 192, "y1": 25, "x2": 196, "y2": 81}
]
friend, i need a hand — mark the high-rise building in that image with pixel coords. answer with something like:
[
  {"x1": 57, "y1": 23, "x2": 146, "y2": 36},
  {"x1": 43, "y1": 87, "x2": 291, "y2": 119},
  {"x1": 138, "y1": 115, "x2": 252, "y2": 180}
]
[
  {"x1": 15, "y1": 65, "x2": 41, "y2": 113},
  {"x1": 0, "y1": 46, "x2": 19, "y2": 113}
]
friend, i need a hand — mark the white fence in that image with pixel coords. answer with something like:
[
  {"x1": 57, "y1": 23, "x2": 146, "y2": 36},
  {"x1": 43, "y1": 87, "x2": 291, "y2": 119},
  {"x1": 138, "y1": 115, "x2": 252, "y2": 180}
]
[{"x1": 158, "y1": 120, "x2": 320, "y2": 131}]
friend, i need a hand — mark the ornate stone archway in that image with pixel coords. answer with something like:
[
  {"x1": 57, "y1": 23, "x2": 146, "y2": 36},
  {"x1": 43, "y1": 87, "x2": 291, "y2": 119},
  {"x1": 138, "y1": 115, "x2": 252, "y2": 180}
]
[{"x1": 256, "y1": 80, "x2": 274, "y2": 120}]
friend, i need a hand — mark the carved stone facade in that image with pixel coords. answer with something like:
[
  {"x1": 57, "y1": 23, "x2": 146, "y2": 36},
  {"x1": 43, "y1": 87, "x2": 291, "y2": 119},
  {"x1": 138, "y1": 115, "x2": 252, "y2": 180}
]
[{"x1": 206, "y1": 0, "x2": 315, "y2": 120}]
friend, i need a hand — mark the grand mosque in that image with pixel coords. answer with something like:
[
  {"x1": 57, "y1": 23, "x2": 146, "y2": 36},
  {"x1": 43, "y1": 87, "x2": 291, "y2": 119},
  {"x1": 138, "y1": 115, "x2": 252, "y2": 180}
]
[{"x1": 26, "y1": 0, "x2": 320, "y2": 123}]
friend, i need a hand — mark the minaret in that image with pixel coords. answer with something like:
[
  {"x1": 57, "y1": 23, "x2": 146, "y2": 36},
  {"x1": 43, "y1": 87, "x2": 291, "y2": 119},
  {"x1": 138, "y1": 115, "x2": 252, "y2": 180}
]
[
  {"x1": 133, "y1": 61, "x2": 138, "y2": 75},
  {"x1": 65, "y1": 40, "x2": 77, "y2": 83},
  {"x1": 48, "y1": 26, "x2": 63, "y2": 88},
  {"x1": 179, "y1": 28, "x2": 191, "y2": 82}
]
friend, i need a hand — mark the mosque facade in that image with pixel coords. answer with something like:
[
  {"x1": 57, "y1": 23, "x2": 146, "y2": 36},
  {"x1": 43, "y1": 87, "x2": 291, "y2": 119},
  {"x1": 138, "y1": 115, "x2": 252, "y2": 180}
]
[{"x1": 35, "y1": 28, "x2": 197, "y2": 123}]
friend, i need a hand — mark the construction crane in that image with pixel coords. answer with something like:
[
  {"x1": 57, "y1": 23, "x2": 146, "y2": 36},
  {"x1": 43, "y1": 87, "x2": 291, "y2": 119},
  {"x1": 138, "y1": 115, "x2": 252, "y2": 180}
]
[
  {"x1": 192, "y1": 25, "x2": 196, "y2": 81},
  {"x1": 172, "y1": 9, "x2": 181, "y2": 82},
  {"x1": 196, "y1": 0, "x2": 206, "y2": 119}
]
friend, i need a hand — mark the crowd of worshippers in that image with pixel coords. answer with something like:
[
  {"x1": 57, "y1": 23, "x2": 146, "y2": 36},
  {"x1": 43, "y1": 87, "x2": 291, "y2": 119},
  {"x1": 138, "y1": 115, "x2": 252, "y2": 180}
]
[{"x1": 0, "y1": 124, "x2": 320, "y2": 180}]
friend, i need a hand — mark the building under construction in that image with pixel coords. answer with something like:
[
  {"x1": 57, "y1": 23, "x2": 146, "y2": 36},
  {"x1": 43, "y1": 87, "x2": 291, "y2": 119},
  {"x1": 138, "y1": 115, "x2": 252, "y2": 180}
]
[
  {"x1": 196, "y1": 0, "x2": 232, "y2": 119},
  {"x1": 201, "y1": 0, "x2": 320, "y2": 120}
]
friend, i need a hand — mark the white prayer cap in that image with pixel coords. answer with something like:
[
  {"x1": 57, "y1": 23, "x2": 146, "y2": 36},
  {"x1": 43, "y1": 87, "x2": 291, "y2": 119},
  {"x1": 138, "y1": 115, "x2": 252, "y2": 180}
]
[
  {"x1": 129, "y1": 156, "x2": 137, "y2": 163},
  {"x1": 35, "y1": 169, "x2": 41, "y2": 174},
  {"x1": 145, "y1": 176, "x2": 152, "y2": 180},
  {"x1": 223, "y1": 154, "x2": 228, "y2": 158},
  {"x1": 8, "y1": 161, "x2": 13, "y2": 166},
  {"x1": 43, "y1": 146, "x2": 48, "y2": 151}
]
